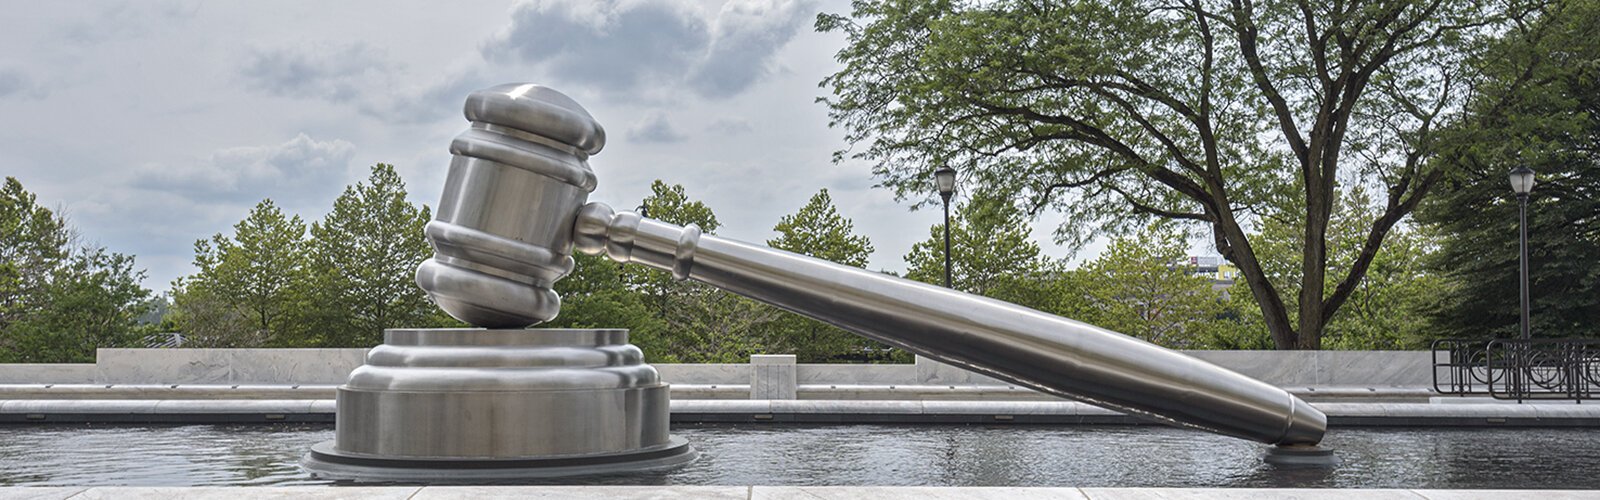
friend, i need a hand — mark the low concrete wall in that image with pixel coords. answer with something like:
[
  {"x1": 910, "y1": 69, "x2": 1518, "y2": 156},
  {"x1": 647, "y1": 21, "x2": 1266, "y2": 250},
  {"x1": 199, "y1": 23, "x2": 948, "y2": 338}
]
[
  {"x1": 1185, "y1": 350, "x2": 1432, "y2": 386},
  {"x1": 655, "y1": 364, "x2": 748, "y2": 385},
  {"x1": 93, "y1": 348, "x2": 367, "y2": 385},
  {"x1": 0, "y1": 364, "x2": 97, "y2": 384},
  {"x1": 0, "y1": 348, "x2": 1434, "y2": 390},
  {"x1": 910, "y1": 351, "x2": 1433, "y2": 387},
  {"x1": 799, "y1": 363, "x2": 918, "y2": 384}
]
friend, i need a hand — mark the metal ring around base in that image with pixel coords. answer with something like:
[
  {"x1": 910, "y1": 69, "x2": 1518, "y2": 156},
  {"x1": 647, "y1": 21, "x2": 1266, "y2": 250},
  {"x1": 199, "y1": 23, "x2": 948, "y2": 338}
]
[{"x1": 300, "y1": 436, "x2": 697, "y2": 482}]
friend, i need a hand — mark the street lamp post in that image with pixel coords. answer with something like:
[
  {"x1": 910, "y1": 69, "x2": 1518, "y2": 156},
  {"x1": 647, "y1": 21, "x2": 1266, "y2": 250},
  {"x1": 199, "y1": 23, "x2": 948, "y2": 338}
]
[
  {"x1": 935, "y1": 166, "x2": 957, "y2": 289},
  {"x1": 1509, "y1": 165, "x2": 1536, "y2": 340}
]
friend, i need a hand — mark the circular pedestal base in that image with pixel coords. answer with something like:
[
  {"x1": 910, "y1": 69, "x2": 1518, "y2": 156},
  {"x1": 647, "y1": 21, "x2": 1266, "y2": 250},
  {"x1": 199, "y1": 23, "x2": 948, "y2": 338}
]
[
  {"x1": 1264, "y1": 445, "x2": 1341, "y2": 467},
  {"x1": 300, "y1": 436, "x2": 697, "y2": 482}
]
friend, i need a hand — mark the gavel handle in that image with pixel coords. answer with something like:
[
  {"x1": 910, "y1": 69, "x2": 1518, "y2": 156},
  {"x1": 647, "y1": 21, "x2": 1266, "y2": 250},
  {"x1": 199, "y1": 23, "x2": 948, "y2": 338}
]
[{"x1": 572, "y1": 202, "x2": 1325, "y2": 446}]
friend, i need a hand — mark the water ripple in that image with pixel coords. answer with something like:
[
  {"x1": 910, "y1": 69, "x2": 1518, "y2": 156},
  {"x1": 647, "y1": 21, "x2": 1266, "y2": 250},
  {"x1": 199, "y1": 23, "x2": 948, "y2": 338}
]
[{"x1": 1, "y1": 424, "x2": 1597, "y2": 488}]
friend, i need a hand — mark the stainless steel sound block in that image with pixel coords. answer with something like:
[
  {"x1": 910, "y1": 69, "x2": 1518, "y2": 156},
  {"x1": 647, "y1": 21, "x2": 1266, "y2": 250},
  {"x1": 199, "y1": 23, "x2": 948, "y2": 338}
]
[{"x1": 301, "y1": 328, "x2": 695, "y2": 482}]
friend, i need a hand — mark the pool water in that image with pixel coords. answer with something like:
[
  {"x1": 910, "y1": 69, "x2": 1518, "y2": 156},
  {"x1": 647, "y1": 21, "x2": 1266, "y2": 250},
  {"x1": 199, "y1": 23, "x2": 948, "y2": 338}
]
[{"x1": 2, "y1": 424, "x2": 1596, "y2": 488}]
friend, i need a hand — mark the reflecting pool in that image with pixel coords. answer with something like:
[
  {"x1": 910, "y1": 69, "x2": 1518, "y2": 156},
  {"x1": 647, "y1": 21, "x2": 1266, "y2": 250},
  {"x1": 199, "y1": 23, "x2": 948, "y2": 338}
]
[{"x1": 2, "y1": 424, "x2": 1596, "y2": 488}]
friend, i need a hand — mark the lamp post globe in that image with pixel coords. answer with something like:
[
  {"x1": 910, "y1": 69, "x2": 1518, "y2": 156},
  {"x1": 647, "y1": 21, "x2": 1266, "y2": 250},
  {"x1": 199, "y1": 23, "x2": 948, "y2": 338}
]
[
  {"x1": 1509, "y1": 166, "x2": 1536, "y2": 195},
  {"x1": 1509, "y1": 165, "x2": 1535, "y2": 340},
  {"x1": 935, "y1": 166, "x2": 957, "y2": 289},
  {"x1": 936, "y1": 167, "x2": 957, "y2": 199}
]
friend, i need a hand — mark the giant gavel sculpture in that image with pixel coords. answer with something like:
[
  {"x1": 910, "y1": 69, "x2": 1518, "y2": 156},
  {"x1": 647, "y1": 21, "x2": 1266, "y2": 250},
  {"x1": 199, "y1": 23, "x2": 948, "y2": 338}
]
[{"x1": 303, "y1": 83, "x2": 1332, "y2": 481}]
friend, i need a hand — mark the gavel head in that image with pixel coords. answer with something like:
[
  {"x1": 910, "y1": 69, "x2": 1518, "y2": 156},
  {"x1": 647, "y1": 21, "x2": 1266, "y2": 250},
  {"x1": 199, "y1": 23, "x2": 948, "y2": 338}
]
[{"x1": 414, "y1": 83, "x2": 603, "y2": 328}]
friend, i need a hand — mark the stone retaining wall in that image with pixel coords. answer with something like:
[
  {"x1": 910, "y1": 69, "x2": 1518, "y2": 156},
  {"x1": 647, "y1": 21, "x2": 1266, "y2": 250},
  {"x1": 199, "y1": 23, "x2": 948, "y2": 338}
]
[{"x1": 0, "y1": 348, "x2": 1433, "y2": 389}]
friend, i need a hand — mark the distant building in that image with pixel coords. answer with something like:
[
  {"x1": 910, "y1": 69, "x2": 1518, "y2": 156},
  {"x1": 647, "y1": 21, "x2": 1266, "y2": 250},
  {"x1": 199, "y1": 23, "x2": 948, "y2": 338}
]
[{"x1": 1184, "y1": 256, "x2": 1238, "y2": 294}]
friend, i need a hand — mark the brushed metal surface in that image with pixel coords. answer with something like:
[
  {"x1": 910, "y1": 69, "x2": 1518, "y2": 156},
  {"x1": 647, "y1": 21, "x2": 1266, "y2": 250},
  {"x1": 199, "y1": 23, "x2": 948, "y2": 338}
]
[
  {"x1": 416, "y1": 84, "x2": 602, "y2": 328},
  {"x1": 411, "y1": 82, "x2": 1327, "y2": 447},
  {"x1": 572, "y1": 204, "x2": 1327, "y2": 445},
  {"x1": 331, "y1": 329, "x2": 674, "y2": 459}
]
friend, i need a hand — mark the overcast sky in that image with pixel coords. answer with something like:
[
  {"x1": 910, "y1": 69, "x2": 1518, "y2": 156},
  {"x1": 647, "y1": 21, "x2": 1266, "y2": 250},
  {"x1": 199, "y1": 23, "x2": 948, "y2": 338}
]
[{"x1": 0, "y1": 0, "x2": 1093, "y2": 294}]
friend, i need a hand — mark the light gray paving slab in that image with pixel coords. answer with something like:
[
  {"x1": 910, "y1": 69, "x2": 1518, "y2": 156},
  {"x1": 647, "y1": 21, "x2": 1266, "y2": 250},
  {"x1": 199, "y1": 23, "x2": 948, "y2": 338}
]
[
  {"x1": 1413, "y1": 490, "x2": 1600, "y2": 499},
  {"x1": 672, "y1": 384, "x2": 750, "y2": 399},
  {"x1": 0, "y1": 364, "x2": 96, "y2": 384},
  {"x1": 413, "y1": 486, "x2": 749, "y2": 499},
  {"x1": 0, "y1": 488, "x2": 86, "y2": 500},
  {"x1": 228, "y1": 349, "x2": 367, "y2": 385},
  {"x1": 0, "y1": 384, "x2": 339, "y2": 401},
  {"x1": 68, "y1": 486, "x2": 420, "y2": 499},
  {"x1": 0, "y1": 400, "x2": 160, "y2": 414},
  {"x1": 1532, "y1": 404, "x2": 1600, "y2": 418},
  {"x1": 1081, "y1": 488, "x2": 1424, "y2": 499},
  {"x1": 919, "y1": 400, "x2": 1085, "y2": 415},
  {"x1": 752, "y1": 486, "x2": 1087, "y2": 499},
  {"x1": 751, "y1": 355, "x2": 797, "y2": 400},
  {"x1": 914, "y1": 356, "x2": 1008, "y2": 385},
  {"x1": 96, "y1": 349, "x2": 233, "y2": 384},
  {"x1": 149, "y1": 399, "x2": 317, "y2": 414},
  {"x1": 769, "y1": 399, "x2": 923, "y2": 414},
  {"x1": 670, "y1": 399, "x2": 773, "y2": 413},
  {"x1": 1185, "y1": 351, "x2": 1319, "y2": 386},
  {"x1": 1314, "y1": 351, "x2": 1432, "y2": 386},
  {"x1": 796, "y1": 363, "x2": 918, "y2": 384},
  {"x1": 657, "y1": 364, "x2": 750, "y2": 385}
]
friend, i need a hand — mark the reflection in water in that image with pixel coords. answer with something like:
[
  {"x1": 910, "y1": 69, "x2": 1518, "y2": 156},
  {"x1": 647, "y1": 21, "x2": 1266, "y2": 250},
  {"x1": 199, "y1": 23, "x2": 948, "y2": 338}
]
[{"x1": 0, "y1": 423, "x2": 1597, "y2": 488}]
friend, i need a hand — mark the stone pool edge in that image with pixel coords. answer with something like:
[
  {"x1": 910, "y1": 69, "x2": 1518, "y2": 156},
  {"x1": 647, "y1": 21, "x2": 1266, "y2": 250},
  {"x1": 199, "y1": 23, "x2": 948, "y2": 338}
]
[
  {"x1": 2, "y1": 399, "x2": 1599, "y2": 427},
  {"x1": 2, "y1": 486, "x2": 1598, "y2": 499}
]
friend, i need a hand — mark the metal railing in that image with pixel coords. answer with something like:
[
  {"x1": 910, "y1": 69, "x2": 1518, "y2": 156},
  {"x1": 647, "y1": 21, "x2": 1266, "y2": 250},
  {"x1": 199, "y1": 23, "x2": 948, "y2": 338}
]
[{"x1": 1433, "y1": 338, "x2": 1599, "y2": 401}]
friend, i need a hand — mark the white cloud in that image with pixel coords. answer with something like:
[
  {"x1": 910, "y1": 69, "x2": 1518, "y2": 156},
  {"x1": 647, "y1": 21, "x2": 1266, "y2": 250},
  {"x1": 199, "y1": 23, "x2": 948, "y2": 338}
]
[
  {"x1": 67, "y1": 133, "x2": 358, "y2": 288},
  {"x1": 0, "y1": 68, "x2": 48, "y2": 100},
  {"x1": 628, "y1": 111, "x2": 688, "y2": 143},
  {"x1": 480, "y1": 0, "x2": 816, "y2": 100},
  {"x1": 690, "y1": 0, "x2": 815, "y2": 98},
  {"x1": 131, "y1": 133, "x2": 356, "y2": 204},
  {"x1": 240, "y1": 42, "x2": 398, "y2": 103},
  {"x1": 57, "y1": 1, "x2": 196, "y2": 45},
  {"x1": 705, "y1": 118, "x2": 754, "y2": 135}
]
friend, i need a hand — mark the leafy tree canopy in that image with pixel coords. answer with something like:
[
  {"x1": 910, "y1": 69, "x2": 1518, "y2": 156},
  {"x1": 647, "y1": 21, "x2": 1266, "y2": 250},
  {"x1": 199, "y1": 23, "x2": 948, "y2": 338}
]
[
  {"x1": 173, "y1": 199, "x2": 306, "y2": 347},
  {"x1": 1419, "y1": 0, "x2": 1600, "y2": 339},
  {"x1": 820, "y1": 0, "x2": 1541, "y2": 349},
  {"x1": 765, "y1": 189, "x2": 895, "y2": 362},
  {"x1": 300, "y1": 164, "x2": 449, "y2": 346},
  {"x1": 1074, "y1": 224, "x2": 1226, "y2": 348},
  {"x1": 904, "y1": 194, "x2": 1060, "y2": 311},
  {"x1": 0, "y1": 177, "x2": 152, "y2": 362}
]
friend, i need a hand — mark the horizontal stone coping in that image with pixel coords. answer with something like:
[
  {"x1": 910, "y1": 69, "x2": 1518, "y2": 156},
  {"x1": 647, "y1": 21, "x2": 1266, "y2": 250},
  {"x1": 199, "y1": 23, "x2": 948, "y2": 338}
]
[
  {"x1": 3, "y1": 399, "x2": 1597, "y2": 419},
  {"x1": 0, "y1": 399, "x2": 335, "y2": 413},
  {"x1": 0, "y1": 349, "x2": 1437, "y2": 387},
  {"x1": 0, "y1": 383, "x2": 1436, "y2": 395},
  {"x1": 0, "y1": 486, "x2": 1595, "y2": 499}
]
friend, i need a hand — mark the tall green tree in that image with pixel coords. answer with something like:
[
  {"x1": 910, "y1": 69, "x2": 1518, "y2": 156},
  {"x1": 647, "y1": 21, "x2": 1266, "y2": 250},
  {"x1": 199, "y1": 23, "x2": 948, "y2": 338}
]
[
  {"x1": 1073, "y1": 225, "x2": 1225, "y2": 348},
  {"x1": 904, "y1": 194, "x2": 1060, "y2": 311},
  {"x1": 545, "y1": 251, "x2": 670, "y2": 356},
  {"x1": 629, "y1": 180, "x2": 723, "y2": 320},
  {"x1": 620, "y1": 180, "x2": 779, "y2": 362},
  {"x1": 0, "y1": 177, "x2": 152, "y2": 362},
  {"x1": 1205, "y1": 185, "x2": 1442, "y2": 349},
  {"x1": 769, "y1": 189, "x2": 875, "y2": 266},
  {"x1": 299, "y1": 164, "x2": 445, "y2": 347},
  {"x1": 1419, "y1": 0, "x2": 1600, "y2": 339},
  {"x1": 820, "y1": 0, "x2": 1538, "y2": 349},
  {"x1": 765, "y1": 189, "x2": 891, "y2": 362},
  {"x1": 0, "y1": 177, "x2": 70, "y2": 335},
  {"x1": 172, "y1": 199, "x2": 306, "y2": 347},
  {"x1": 167, "y1": 277, "x2": 253, "y2": 348},
  {"x1": 13, "y1": 249, "x2": 153, "y2": 361},
  {"x1": 1239, "y1": 186, "x2": 1443, "y2": 349}
]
